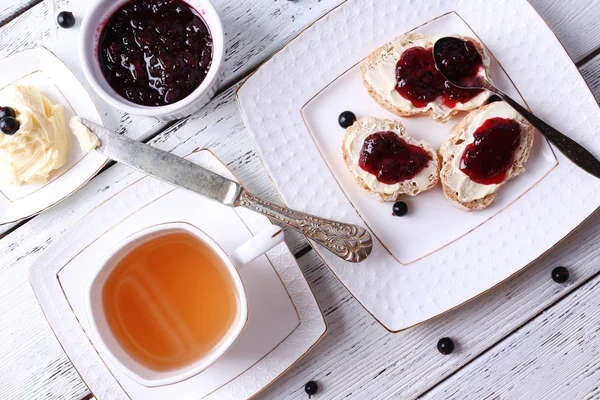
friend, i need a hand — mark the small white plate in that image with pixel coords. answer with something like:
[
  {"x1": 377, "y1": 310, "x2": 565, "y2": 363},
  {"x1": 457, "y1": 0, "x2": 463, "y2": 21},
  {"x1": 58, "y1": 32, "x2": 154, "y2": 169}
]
[
  {"x1": 28, "y1": 150, "x2": 326, "y2": 400},
  {"x1": 237, "y1": 2, "x2": 600, "y2": 332},
  {"x1": 0, "y1": 47, "x2": 107, "y2": 225}
]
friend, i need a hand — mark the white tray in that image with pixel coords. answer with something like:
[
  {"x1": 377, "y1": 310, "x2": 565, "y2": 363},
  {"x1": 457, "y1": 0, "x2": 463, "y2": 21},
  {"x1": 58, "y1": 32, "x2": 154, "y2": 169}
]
[
  {"x1": 28, "y1": 150, "x2": 326, "y2": 400},
  {"x1": 237, "y1": 0, "x2": 600, "y2": 332}
]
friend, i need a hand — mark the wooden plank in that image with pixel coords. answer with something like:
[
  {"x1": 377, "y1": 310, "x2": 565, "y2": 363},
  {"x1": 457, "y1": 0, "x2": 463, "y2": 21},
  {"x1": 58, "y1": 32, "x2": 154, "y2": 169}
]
[
  {"x1": 0, "y1": 1, "x2": 598, "y2": 399},
  {"x1": 420, "y1": 274, "x2": 600, "y2": 400},
  {"x1": 255, "y1": 212, "x2": 600, "y2": 399},
  {"x1": 529, "y1": 0, "x2": 600, "y2": 63}
]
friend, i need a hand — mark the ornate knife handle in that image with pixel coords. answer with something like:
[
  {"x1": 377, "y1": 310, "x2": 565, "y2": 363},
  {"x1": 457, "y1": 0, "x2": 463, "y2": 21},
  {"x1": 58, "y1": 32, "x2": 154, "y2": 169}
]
[{"x1": 236, "y1": 190, "x2": 373, "y2": 263}]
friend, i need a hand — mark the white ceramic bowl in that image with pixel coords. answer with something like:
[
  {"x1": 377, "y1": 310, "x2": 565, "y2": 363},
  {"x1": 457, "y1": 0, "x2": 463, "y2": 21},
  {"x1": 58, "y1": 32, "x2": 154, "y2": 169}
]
[{"x1": 79, "y1": 0, "x2": 224, "y2": 120}]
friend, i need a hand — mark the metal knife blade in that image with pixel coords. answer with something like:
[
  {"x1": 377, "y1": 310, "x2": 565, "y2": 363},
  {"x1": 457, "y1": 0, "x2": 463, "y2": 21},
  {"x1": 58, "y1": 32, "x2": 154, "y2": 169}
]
[{"x1": 81, "y1": 118, "x2": 242, "y2": 206}]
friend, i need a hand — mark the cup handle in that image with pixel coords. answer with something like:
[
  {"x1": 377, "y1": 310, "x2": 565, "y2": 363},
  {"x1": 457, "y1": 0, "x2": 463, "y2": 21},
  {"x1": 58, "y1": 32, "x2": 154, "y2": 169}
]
[{"x1": 230, "y1": 225, "x2": 284, "y2": 269}]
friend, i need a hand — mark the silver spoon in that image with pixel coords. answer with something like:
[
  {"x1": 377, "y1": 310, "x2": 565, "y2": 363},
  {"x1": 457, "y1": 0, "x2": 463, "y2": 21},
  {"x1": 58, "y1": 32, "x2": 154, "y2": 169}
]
[{"x1": 433, "y1": 37, "x2": 600, "y2": 179}]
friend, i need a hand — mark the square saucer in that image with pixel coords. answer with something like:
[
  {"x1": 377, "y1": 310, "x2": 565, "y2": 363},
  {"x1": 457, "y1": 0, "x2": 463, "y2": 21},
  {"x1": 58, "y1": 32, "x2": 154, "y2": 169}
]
[
  {"x1": 237, "y1": 2, "x2": 600, "y2": 331},
  {"x1": 0, "y1": 47, "x2": 107, "y2": 225},
  {"x1": 28, "y1": 150, "x2": 326, "y2": 400}
]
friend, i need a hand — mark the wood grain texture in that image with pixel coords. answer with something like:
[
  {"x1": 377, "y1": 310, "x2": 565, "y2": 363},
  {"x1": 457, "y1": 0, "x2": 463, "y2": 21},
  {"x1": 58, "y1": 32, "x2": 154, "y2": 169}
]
[
  {"x1": 0, "y1": 0, "x2": 598, "y2": 399},
  {"x1": 529, "y1": 0, "x2": 600, "y2": 63},
  {"x1": 421, "y1": 274, "x2": 600, "y2": 400},
  {"x1": 255, "y1": 211, "x2": 600, "y2": 399},
  {"x1": 2, "y1": 0, "x2": 598, "y2": 63},
  {"x1": 0, "y1": 0, "x2": 41, "y2": 26},
  {"x1": 580, "y1": 54, "x2": 600, "y2": 103}
]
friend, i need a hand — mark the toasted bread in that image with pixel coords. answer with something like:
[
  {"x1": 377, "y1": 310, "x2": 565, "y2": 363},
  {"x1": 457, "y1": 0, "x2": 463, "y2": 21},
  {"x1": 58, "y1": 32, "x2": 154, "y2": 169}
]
[
  {"x1": 361, "y1": 33, "x2": 491, "y2": 123},
  {"x1": 439, "y1": 102, "x2": 535, "y2": 210},
  {"x1": 342, "y1": 117, "x2": 440, "y2": 202}
]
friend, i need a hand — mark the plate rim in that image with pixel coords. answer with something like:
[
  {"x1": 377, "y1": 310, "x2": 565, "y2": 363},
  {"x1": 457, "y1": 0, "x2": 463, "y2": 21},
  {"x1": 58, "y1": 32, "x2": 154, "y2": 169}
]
[{"x1": 235, "y1": 2, "x2": 600, "y2": 333}]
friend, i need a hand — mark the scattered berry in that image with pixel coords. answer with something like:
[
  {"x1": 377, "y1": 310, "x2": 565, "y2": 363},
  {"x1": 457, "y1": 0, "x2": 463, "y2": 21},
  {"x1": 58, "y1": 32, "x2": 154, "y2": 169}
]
[
  {"x1": 551, "y1": 266, "x2": 569, "y2": 284},
  {"x1": 57, "y1": 11, "x2": 76, "y2": 29},
  {"x1": 0, "y1": 106, "x2": 16, "y2": 119},
  {"x1": 0, "y1": 117, "x2": 20, "y2": 135},
  {"x1": 392, "y1": 201, "x2": 408, "y2": 217},
  {"x1": 304, "y1": 380, "x2": 318, "y2": 398},
  {"x1": 338, "y1": 111, "x2": 356, "y2": 129},
  {"x1": 437, "y1": 337, "x2": 455, "y2": 355}
]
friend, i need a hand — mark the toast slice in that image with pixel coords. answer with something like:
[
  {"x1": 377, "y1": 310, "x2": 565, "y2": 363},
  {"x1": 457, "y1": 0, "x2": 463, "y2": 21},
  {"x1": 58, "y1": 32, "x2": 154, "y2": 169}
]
[
  {"x1": 342, "y1": 117, "x2": 440, "y2": 202},
  {"x1": 361, "y1": 33, "x2": 491, "y2": 123},
  {"x1": 439, "y1": 101, "x2": 535, "y2": 210}
]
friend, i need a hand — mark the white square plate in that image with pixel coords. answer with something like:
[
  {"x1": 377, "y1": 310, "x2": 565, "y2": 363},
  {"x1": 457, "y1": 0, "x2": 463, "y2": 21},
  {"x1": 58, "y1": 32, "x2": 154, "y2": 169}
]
[
  {"x1": 237, "y1": 0, "x2": 600, "y2": 332},
  {"x1": 28, "y1": 150, "x2": 326, "y2": 400},
  {"x1": 301, "y1": 13, "x2": 557, "y2": 264},
  {"x1": 0, "y1": 47, "x2": 107, "y2": 225}
]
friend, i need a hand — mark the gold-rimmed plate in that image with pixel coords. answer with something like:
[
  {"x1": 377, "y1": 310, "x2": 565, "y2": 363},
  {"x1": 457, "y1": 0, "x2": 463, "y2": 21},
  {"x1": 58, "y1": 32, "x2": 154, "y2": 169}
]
[
  {"x1": 237, "y1": 1, "x2": 600, "y2": 332},
  {"x1": 0, "y1": 47, "x2": 107, "y2": 225}
]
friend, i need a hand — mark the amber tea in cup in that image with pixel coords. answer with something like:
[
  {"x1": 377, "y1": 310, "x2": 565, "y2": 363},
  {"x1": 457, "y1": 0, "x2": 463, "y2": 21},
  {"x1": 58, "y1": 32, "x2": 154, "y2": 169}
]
[
  {"x1": 102, "y1": 231, "x2": 239, "y2": 372},
  {"x1": 87, "y1": 222, "x2": 283, "y2": 386}
]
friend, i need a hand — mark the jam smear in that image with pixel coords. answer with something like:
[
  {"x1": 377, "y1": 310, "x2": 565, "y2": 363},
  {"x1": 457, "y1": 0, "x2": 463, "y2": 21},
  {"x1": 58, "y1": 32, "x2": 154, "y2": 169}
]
[
  {"x1": 460, "y1": 118, "x2": 521, "y2": 185},
  {"x1": 395, "y1": 42, "x2": 483, "y2": 108},
  {"x1": 359, "y1": 131, "x2": 431, "y2": 184},
  {"x1": 99, "y1": 0, "x2": 213, "y2": 106}
]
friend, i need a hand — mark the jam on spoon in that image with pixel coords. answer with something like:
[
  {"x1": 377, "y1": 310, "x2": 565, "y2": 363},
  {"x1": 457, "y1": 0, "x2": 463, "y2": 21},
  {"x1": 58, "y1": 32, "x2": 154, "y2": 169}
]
[
  {"x1": 395, "y1": 39, "x2": 483, "y2": 108},
  {"x1": 433, "y1": 38, "x2": 483, "y2": 87},
  {"x1": 99, "y1": 0, "x2": 213, "y2": 106},
  {"x1": 434, "y1": 36, "x2": 600, "y2": 180},
  {"x1": 460, "y1": 117, "x2": 521, "y2": 185},
  {"x1": 359, "y1": 131, "x2": 431, "y2": 184}
]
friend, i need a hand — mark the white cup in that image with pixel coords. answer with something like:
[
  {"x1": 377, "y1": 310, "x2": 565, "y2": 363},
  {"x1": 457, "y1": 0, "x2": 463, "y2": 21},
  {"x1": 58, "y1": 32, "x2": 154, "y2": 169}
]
[
  {"x1": 85, "y1": 222, "x2": 283, "y2": 387},
  {"x1": 79, "y1": 0, "x2": 224, "y2": 120}
]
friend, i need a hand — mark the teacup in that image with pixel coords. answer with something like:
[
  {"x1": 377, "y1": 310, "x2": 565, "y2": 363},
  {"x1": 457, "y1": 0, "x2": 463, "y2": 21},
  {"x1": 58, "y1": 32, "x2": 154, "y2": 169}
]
[{"x1": 86, "y1": 222, "x2": 283, "y2": 387}]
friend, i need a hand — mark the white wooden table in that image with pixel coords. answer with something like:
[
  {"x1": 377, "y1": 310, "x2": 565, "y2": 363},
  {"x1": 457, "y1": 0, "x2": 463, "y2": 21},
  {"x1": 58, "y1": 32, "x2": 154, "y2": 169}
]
[{"x1": 0, "y1": 0, "x2": 599, "y2": 399}]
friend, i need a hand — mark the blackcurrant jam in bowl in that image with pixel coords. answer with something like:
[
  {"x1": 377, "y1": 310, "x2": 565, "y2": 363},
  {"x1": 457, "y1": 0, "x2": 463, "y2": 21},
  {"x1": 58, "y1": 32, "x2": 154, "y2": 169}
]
[{"x1": 79, "y1": 0, "x2": 224, "y2": 120}]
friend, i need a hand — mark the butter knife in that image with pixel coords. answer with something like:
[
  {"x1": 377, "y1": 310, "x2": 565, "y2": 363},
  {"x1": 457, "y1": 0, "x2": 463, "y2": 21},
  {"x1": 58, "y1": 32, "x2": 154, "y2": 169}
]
[{"x1": 81, "y1": 119, "x2": 372, "y2": 263}]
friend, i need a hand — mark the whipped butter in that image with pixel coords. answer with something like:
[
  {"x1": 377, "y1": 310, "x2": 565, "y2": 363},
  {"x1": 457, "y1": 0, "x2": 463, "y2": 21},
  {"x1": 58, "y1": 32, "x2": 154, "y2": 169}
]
[
  {"x1": 363, "y1": 34, "x2": 490, "y2": 120},
  {"x1": 0, "y1": 84, "x2": 71, "y2": 185},
  {"x1": 344, "y1": 118, "x2": 438, "y2": 195},
  {"x1": 69, "y1": 117, "x2": 100, "y2": 152},
  {"x1": 0, "y1": 84, "x2": 100, "y2": 185},
  {"x1": 441, "y1": 102, "x2": 529, "y2": 202}
]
